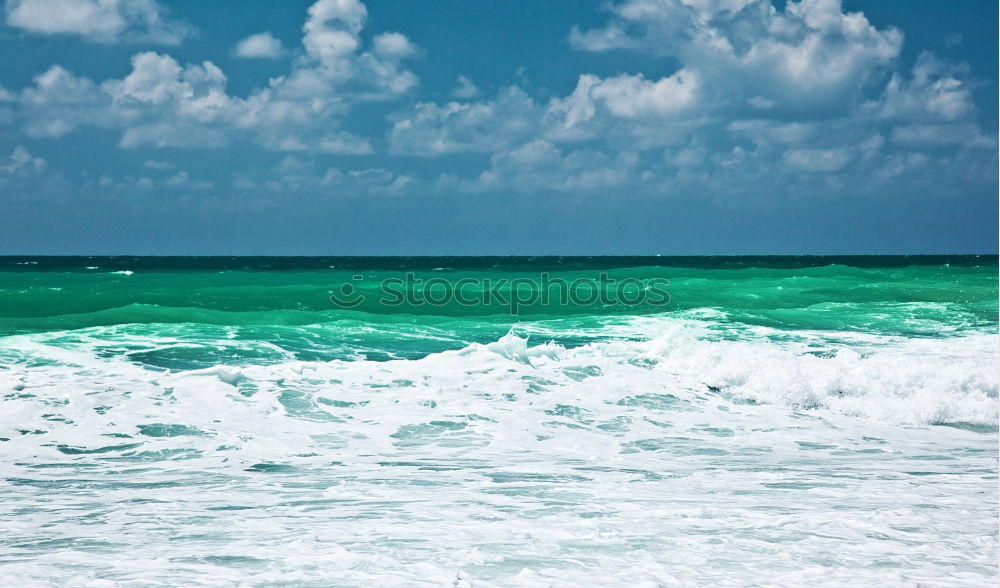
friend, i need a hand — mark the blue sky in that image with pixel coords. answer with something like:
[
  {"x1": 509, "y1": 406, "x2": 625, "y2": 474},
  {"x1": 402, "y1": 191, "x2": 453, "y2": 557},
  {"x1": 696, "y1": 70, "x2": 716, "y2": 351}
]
[{"x1": 0, "y1": 0, "x2": 995, "y2": 254}]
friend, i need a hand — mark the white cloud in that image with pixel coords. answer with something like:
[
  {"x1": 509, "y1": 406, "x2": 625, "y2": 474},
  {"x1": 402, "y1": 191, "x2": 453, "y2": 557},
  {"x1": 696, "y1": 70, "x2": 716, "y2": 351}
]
[
  {"x1": 383, "y1": 0, "x2": 993, "y2": 201},
  {"x1": 727, "y1": 120, "x2": 818, "y2": 146},
  {"x1": 20, "y1": 65, "x2": 112, "y2": 137},
  {"x1": 225, "y1": 155, "x2": 413, "y2": 197},
  {"x1": 391, "y1": 0, "x2": 922, "y2": 166},
  {"x1": 324, "y1": 167, "x2": 413, "y2": 195},
  {"x1": 878, "y1": 53, "x2": 975, "y2": 123},
  {"x1": 373, "y1": 32, "x2": 418, "y2": 59},
  {"x1": 389, "y1": 87, "x2": 541, "y2": 155},
  {"x1": 142, "y1": 159, "x2": 174, "y2": 170},
  {"x1": 234, "y1": 32, "x2": 286, "y2": 59},
  {"x1": 543, "y1": 71, "x2": 700, "y2": 146},
  {"x1": 869, "y1": 52, "x2": 994, "y2": 150},
  {"x1": 783, "y1": 147, "x2": 853, "y2": 172},
  {"x1": 302, "y1": 0, "x2": 368, "y2": 66},
  {"x1": 5, "y1": 0, "x2": 192, "y2": 44},
  {"x1": 1, "y1": 145, "x2": 46, "y2": 175},
  {"x1": 164, "y1": 170, "x2": 213, "y2": 189},
  {"x1": 317, "y1": 131, "x2": 374, "y2": 155},
  {"x1": 858, "y1": 134, "x2": 884, "y2": 153},
  {"x1": 438, "y1": 139, "x2": 641, "y2": 195},
  {"x1": 496, "y1": 139, "x2": 563, "y2": 169},
  {"x1": 86, "y1": 168, "x2": 213, "y2": 191},
  {"x1": 890, "y1": 124, "x2": 994, "y2": 149},
  {"x1": 451, "y1": 76, "x2": 480, "y2": 100},
  {"x1": 393, "y1": 71, "x2": 704, "y2": 157},
  {"x1": 2, "y1": 0, "x2": 995, "y2": 205},
  {"x1": 104, "y1": 52, "x2": 236, "y2": 148},
  {"x1": 107, "y1": 52, "x2": 228, "y2": 107},
  {"x1": 575, "y1": 71, "x2": 699, "y2": 120},
  {"x1": 7, "y1": 0, "x2": 420, "y2": 152},
  {"x1": 570, "y1": 0, "x2": 902, "y2": 116},
  {"x1": 747, "y1": 96, "x2": 775, "y2": 110},
  {"x1": 666, "y1": 145, "x2": 707, "y2": 168}
]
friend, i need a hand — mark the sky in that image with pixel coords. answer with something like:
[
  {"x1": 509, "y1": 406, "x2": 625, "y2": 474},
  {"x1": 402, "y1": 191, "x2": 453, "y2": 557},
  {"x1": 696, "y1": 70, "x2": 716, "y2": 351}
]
[{"x1": 0, "y1": 0, "x2": 996, "y2": 255}]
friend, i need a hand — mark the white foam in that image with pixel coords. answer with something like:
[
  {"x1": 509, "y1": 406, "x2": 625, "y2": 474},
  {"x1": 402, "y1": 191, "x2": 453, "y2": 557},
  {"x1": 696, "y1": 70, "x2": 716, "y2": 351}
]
[
  {"x1": 0, "y1": 320, "x2": 996, "y2": 585},
  {"x1": 627, "y1": 328, "x2": 999, "y2": 426}
]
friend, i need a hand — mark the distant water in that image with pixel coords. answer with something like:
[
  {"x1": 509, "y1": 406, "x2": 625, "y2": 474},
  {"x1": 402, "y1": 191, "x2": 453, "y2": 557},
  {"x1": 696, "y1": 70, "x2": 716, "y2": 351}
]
[{"x1": 0, "y1": 256, "x2": 997, "y2": 586}]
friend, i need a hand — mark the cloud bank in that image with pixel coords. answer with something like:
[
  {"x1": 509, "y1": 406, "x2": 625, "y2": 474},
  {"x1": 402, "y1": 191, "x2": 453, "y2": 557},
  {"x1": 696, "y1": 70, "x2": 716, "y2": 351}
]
[
  {"x1": 0, "y1": 0, "x2": 995, "y2": 208},
  {"x1": 5, "y1": 0, "x2": 193, "y2": 44},
  {"x1": 9, "y1": 0, "x2": 418, "y2": 154}
]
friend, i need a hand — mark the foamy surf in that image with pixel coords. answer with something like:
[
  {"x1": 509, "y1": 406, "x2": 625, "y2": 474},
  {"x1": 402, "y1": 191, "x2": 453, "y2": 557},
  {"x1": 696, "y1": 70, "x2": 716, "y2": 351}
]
[
  {"x1": 1, "y1": 322, "x2": 997, "y2": 586},
  {"x1": 0, "y1": 256, "x2": 996, "y2": 585}
]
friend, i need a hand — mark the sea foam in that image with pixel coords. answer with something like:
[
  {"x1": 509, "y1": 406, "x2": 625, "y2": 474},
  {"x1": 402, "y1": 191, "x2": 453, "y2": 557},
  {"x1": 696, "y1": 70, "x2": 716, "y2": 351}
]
[{"x1": 0, "y1": 318, "x2": 996, "y2": 585}]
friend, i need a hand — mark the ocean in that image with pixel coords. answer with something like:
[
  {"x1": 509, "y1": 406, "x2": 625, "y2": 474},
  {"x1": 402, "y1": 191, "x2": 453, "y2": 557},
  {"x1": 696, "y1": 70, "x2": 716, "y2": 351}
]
[{"x1": 0, "y1": 256, "x2": 997, "y2": 586}]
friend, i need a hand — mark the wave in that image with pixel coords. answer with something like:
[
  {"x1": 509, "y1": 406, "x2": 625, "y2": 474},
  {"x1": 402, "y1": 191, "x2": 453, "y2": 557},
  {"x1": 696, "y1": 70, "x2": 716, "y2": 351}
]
[
  {"x1": 1, "y1": 322, "x2": 995, "y2": 586},
  {"x1": 1, "y1": 260, "x2": 996, "y2": 336},
  {"x1": 2, "y1": 323, "x2": 996, "y2": 432}
]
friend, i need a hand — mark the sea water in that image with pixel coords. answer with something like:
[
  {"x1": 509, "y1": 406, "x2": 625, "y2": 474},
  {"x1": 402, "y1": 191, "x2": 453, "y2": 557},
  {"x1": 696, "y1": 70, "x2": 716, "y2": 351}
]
[{"x1": 0, "y1": 256, "x2": 996, "y2": 586}]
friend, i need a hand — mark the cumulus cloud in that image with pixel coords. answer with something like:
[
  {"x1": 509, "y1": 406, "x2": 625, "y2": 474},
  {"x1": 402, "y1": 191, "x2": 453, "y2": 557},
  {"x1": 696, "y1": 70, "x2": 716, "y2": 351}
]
[
  {"x1": 464, "y1": 140, "x2": 641, "y2": 194},
  {"x1": 0, "y1": 144, "x2": 56, "y2": 200},
  {"x1": 317, "y1": 131, "x2": 374, "y2": 155},
  {"x1": 105, "y1": 52, "x2": 236, "y2": 148},
  {"x1": 372, "y1": 32, "x2": 418, "y2": 59},
  {"x1": 392, "y1": 72, "x2": 704, "y2": 158},
  {"x1": 19, "y1": 65, "x2": 112, "y2": 138},
  {"x1": 230, "y1": 155, "x2": 413, "y2": 197},
  {"x1": 575, "y1": 71, "x2": 699, "y2": 120},
  {"x1": 322, "y1": 166, "x2": 413, "y2": 195},
  {"x1": 1, "y1": 145, "x2": 46, "y2": 175},
  {"x1": 870, "y1": 52, "x2": 994, "y2": 149},
  {"x1": 234, "y1": 32, "x2": 286, "y2": 59},
  {"x1": 570, "y1": 0, "x2": 902, "y2": 116},
  {"x1": 83, "y1": 167, "x2": 212, "y2": 192},
  {"x1": 878, "y1": 52, "x2": 975, "y2": 123},
  {"x1": 294, "y1": 0, "x2": 417, "y2": 95},
  {"x1": 451, "y1": 76, "x2": 480, "y2": 100},
  {"x1": 782, "y1": 147, "x2": 853, "y2": 173},
  {"x1": 1, "y1": 0, "x2": 995, "y2": 206},
  {"x1": 543, "y1": 71, "x2": 700, "y2": 141},
  {"x1": 163, "y1": 170, "x2": 213, "y2": 190},
  {"x1": 384, "y1": 0, "x2": 993, "y2": 200},
  {"x1": 7, "y1": 0, "x2": 420, "y2": 152},
  {"x1": 5, "y1": 0, "x2": 193, "y2": 44},
  {"x1": 543, "y1": 71, "x2": 704, "y2": 148},
  {"x1": 389, "y1": 87, "x2": 541, "y2": 155},
  {"x1": 394, "y1": 0, "x2": 912, "y2": 161},
  {"x1": 303, "y1": 0, "x2": 367, "y2": 63},
  {"x1": 890, "y1": 123, "x2": 994, "y2": 149},
  {"x1": 142, "y1": 159, "x2": 174, "y2": 170}
]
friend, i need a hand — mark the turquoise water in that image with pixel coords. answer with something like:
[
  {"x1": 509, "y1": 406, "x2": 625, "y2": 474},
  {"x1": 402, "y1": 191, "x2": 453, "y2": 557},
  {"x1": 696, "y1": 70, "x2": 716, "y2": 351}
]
[{"x1": 0, "y1": 256, "x2": 997, "y2": 585}]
